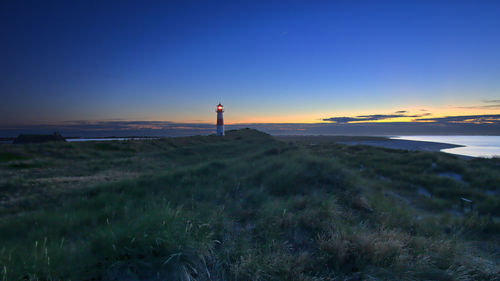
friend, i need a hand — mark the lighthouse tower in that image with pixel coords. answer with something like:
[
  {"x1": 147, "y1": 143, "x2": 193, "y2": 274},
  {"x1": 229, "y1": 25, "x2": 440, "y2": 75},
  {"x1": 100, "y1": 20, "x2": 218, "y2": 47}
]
[{"x1": 216, "y1": 103, "x2": 224, "y2": 136}]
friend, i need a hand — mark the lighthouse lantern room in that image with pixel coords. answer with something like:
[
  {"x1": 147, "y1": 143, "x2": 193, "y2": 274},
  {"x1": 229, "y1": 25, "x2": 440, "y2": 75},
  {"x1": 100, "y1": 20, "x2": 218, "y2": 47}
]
[{"x1": 216, "y1": 103, "x2": 224, "y2": 136}]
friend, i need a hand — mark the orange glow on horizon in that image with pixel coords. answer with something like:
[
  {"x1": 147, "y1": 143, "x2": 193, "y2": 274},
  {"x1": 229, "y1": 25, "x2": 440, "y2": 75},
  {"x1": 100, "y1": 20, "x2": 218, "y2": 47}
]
[
  {"x1": 222, "y1": 105, "x2": 500, "y2": 124},
  {"x1": 9, "y1": 104, "x2": 498, "y2": 127}
]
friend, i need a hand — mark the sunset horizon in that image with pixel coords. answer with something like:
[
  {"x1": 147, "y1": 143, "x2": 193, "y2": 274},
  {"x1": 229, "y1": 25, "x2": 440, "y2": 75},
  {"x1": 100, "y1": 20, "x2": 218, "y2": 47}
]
[{"x1": 2, "y1": 0, "x2": 500, "y2": 134}]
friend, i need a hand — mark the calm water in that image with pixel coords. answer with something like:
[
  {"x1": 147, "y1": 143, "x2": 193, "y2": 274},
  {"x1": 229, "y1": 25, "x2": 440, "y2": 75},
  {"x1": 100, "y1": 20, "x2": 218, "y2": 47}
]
[{"x1": 392, "y1": 136, "x2": 500, "y2": 158}]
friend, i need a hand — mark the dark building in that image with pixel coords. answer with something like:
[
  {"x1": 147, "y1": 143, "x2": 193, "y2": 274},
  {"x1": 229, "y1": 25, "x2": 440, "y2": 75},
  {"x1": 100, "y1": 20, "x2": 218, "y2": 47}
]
[{"x1": 13, "y1": 132, "x2": 66, "y2": 144}]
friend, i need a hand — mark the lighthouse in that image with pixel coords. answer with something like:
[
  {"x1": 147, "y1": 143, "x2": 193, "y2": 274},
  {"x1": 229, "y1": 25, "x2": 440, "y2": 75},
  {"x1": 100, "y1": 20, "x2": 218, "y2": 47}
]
[{"x1": 216, "y1": 103, "x2": 224, "y2": 136}]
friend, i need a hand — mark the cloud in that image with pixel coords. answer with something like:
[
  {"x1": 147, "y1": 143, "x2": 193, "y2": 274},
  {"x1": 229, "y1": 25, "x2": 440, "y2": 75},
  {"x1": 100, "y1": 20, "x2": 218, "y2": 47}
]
[
  {"x1": 323, "y1": 112, "x2": 431, "y2": 123},
  {"x1": 324, "y1": 111, "x2": 500, "y2": 126},
  {"x1": 457, "y1": 100, "x2": 500, "y2": 109},
  {"x1": 483, "y1": 99, "x2": 500, "y2": 103},
  {"x1": 322, "y1": 117, "x2": 362, "y2": 123},
  {"x1": 417, "y1": 114, "x2": 500, "y2": 124}
]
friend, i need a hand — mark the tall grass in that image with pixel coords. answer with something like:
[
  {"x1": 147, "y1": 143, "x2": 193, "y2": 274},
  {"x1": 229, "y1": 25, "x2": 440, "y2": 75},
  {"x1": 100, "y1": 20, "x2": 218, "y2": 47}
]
[{"x1": 0, "y1": 129, "x2": 498, "y2": 280}]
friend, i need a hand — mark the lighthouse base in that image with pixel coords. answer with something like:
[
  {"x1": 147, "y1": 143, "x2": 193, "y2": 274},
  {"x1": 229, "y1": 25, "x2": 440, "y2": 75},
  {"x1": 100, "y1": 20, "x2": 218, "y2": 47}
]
[{"x1": 216, "y1": 125, "x2": 224, "y2": 136}]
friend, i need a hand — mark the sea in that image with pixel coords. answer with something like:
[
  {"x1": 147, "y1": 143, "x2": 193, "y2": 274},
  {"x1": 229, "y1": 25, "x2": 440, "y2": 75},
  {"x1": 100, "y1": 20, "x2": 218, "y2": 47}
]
[{"x1": 392, "y1": 136, "x2": 500, "y2": 158}]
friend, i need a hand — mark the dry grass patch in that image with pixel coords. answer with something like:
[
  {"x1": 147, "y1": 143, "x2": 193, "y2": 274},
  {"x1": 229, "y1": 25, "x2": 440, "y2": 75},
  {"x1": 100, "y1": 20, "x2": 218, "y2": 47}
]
[{"x1": 318, "y1": 229, "x2": 408, "y2": 272}]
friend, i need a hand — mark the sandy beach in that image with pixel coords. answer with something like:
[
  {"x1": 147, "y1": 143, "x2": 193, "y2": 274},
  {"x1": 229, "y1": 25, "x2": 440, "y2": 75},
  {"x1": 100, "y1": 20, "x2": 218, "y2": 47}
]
[
  {"x1": 337, "y1": 139, "x2": 461, "y2": 152},
  {"x1": 276, "y1": 135, "x2": 461, "y2": 152}
]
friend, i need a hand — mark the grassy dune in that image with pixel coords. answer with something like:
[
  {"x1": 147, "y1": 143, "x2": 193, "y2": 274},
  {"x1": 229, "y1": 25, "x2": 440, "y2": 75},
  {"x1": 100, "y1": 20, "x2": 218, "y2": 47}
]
[{"x1": 0, "y1": 129, "x2": 499, "y2": 280}]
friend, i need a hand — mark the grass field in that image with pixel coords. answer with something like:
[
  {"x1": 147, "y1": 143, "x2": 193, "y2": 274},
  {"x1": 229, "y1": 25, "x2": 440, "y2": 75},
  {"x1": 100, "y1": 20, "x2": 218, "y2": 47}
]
[{"x1": 0, "y1": 129, "x2": 499, "y2": 280}]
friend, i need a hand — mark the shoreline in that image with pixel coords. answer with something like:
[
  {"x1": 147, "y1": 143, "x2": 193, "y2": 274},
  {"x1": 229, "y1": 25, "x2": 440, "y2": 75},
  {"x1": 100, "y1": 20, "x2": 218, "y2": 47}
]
[
  {"x1": 337, "y1": 139, "x2": 462, "y2": 152},
  {"x1": 1, "y1": 135, "x2": 465, "y2": 152},
  {"x1": 275, "y1": 135, "x2": 472, "y2": 158},
  {"x1": 3, "y1": 134, "x2": 494, "y2": 158},
  {"x1": 338, "y1": 139, "x2": 477, "y2": 159}
]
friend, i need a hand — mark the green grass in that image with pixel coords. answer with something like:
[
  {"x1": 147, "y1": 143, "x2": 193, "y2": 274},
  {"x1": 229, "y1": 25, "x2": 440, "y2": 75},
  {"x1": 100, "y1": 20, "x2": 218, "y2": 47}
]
[
  {"x1": 0, "y1": 152, "x2": 28, "y2": 163},
  {"x1": 0, "y1": 129, "x2": 499, "y2": 280}
]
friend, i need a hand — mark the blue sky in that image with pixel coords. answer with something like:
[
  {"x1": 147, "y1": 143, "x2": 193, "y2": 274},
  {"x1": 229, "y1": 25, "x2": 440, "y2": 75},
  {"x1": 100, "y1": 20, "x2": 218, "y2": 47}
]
[{"x1": 1, "y1": 0, "x2": 499, "y2": 127}]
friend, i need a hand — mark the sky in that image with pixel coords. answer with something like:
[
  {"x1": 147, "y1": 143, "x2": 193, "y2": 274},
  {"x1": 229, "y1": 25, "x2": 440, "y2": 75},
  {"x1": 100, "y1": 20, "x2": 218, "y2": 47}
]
[{"x1": 0, "y1": 0, "x2": 499, "y2": 135}]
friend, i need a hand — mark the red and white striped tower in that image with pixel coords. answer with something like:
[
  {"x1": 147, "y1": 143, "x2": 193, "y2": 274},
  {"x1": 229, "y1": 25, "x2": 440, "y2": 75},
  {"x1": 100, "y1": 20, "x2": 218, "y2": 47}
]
[{"x1": 216, "y1": 103, "x2": 224, "y2": 136}]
